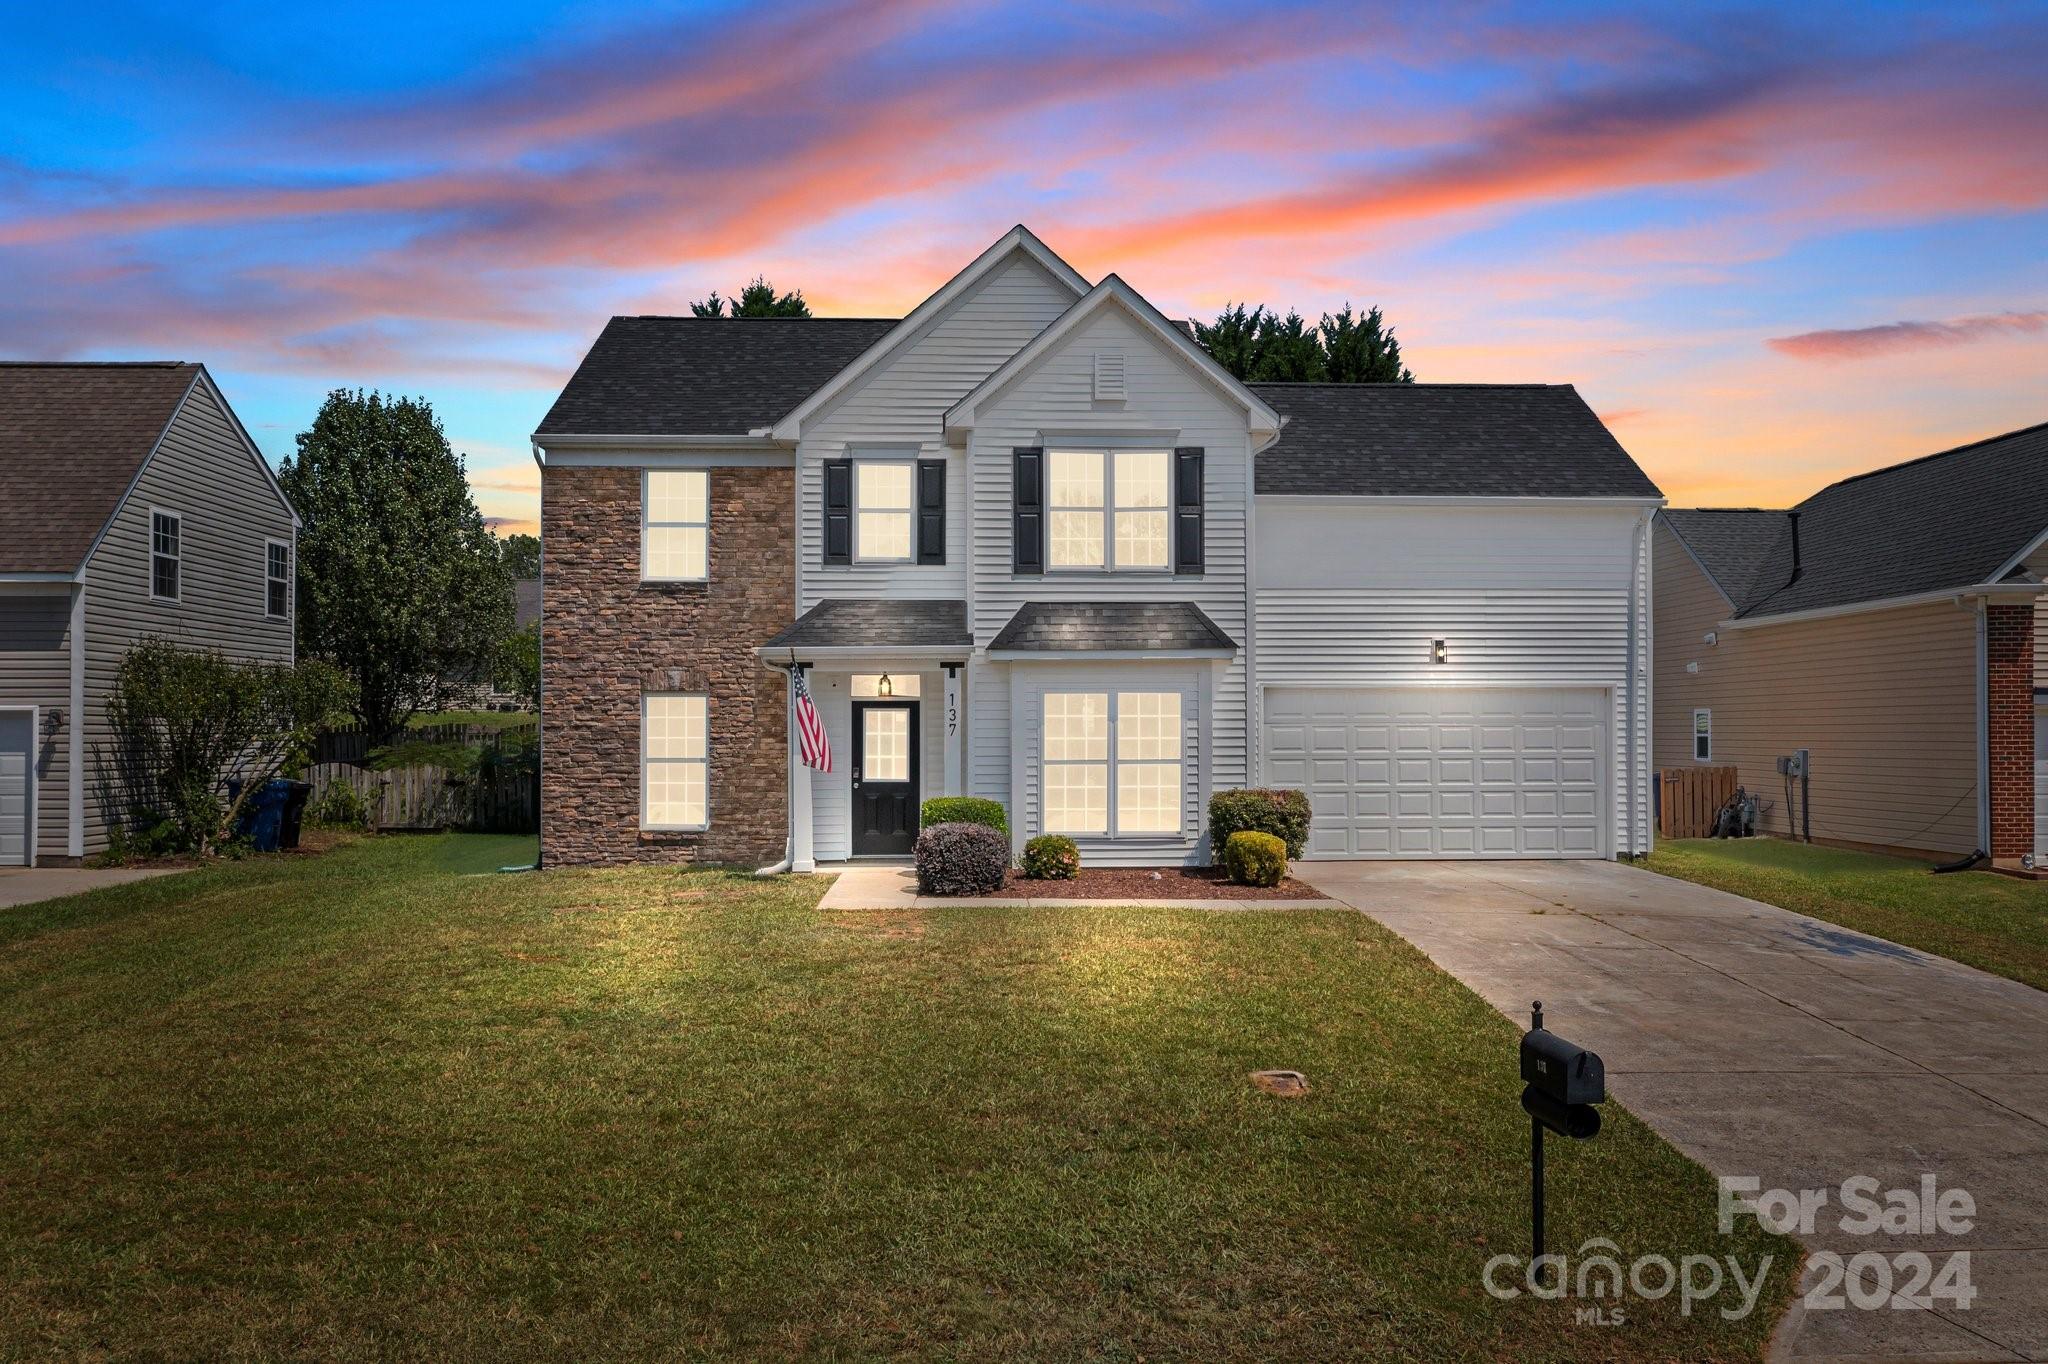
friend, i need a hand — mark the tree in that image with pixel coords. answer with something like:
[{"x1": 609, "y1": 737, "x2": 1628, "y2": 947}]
[
  {"x1": 496, "y1": 624, "x2": 540, "y2": 710},
  {"x1": 280, "y1": 390, "x2": 515, "y2": 740},
  {"x1": 689, "y1": 276, "x2": 810, "y2": 317},
  {"x1": 499, "y1": 532, "x2": 541, "y2": 580},
  {"x1": 1195, "y1": 300, "x2": 1415, "y2": 382}
]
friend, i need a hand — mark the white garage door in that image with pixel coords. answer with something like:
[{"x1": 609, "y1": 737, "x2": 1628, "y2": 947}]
[
  {"x1": 0, "y1": 710, "x2": 30, "y2": 866},
  {"x1": 1263, "y1": 688, "x2": 1607, "y2": 859}
]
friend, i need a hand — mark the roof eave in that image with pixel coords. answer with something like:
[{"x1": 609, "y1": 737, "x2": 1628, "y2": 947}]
[
  {"x1": 1723, "y1": 581, "x2": 2042, "y2": 631},
  {"x1": 987, "y1": 647, "x2": 1235, "y2": 662}
]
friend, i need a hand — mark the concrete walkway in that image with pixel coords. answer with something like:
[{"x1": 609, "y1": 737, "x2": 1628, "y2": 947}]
[
  {"x1": 1295, "y1": 859, "x2": 2048, "y2": 1363},
  {"x1": 0, "y1": 866, "x2": 180, "y2": 910},
  {"x1": 815, "y1": 863, "x2": 1329, "y2": 910}
]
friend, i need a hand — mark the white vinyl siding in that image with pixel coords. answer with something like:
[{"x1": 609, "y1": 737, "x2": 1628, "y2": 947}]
[
  {"x1": 0, "y1": 597, "x2": 69, "y2": 863},
  {"x1": 1255, "y1": 501, "x2": 1652, "y2": 857},
  {"x1": 81, "y1": 376, "x2": 295, "y2": 855},
  {"x1": 643, "y1": 470, "x2": 708, "y2": 581},
  {"x1": 642, "y1": 694, "x2": 708, "y2": 829},
  {"x1": 796, "y1": 252, "x2": 1078, "y2": 606},
  {"x1": 969, "y1": 304, "x2": 1252, "y2": 820}
]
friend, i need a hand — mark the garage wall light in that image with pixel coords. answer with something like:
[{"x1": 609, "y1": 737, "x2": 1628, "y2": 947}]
[{"x1": 1432, "y1": 638, "x2": 1448, "y2": 665}]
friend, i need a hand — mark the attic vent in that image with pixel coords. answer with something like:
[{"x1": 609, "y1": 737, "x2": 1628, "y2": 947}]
[{"x1": 1093, "y1": 350, "x2": 1127, "y2": 402}]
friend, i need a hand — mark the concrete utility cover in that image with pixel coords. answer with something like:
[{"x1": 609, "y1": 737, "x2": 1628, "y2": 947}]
[
  {"x1": 1298, "y1": 858, "x2": 2048, "y2": 1364},
  {"x1": 1249, "y1": 1069, "x2": 1309, "y2": 1097}
]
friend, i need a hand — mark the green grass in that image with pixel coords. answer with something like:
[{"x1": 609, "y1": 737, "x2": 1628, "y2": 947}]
[
  {"x1": 0, "y1": 836, "x2": 1793, "y2": 1361},
  {"x1": 1647, "y1": 838, "x2": 2048, "y2": 990}
]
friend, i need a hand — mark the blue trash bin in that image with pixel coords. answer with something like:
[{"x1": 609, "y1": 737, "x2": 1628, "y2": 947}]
[{"x1": 230, "y1": 778, "x2": 293, "y2": 852}]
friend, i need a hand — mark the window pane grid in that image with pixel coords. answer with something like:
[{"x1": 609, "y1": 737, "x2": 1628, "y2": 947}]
[
  {"x1": 1042, "y1": 692, "x2": 1183, "y2": 838},
  {"x1": 644, "y1": 471, "x2": 709, "y2": 581},
  {"x1": 266, "y1": 542, "x2": 290, "y2": 617},
  {"x1": 1048, "y1": 450, "x2": 1170, "y2": 570},
  {"x1": 854, "y1": 461, "x2": 915, "y2": 562},
  {"x1": 644, "y1": 694, "x2": 708, "y2": 828}
]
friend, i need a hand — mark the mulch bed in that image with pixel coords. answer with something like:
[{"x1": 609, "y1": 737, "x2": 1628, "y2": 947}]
[{"x1": 991, "y1": 865, "x2": 1327, "y2": 901}]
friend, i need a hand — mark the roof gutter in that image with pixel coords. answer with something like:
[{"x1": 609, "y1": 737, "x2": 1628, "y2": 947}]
[
  {"x1": 1721, "y1": 581, "x2": 2042, "y2": 631},
  {"x1": 1256, "y1": 494, "x2": 1666, "y2": 508},
  {"x1": 532, "y1": 431, "x2": 791, "y2": 460}
]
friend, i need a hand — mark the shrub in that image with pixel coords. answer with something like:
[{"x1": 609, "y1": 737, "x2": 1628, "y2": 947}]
[
  {"x1": 914, "y1": 822, "x2": 1010, "y2": 896},
  {"x1": 1223, "y1": 830, "x2": 1288, "y2": 887},
  {"x1": 307, "y1": 780, "x2": 375, "y2": 831},
  {"x1": 1021, "y1": 833, "x2": 1080, "y2": 880},
  {"x1": 1208, "y1": 788, "x2": 1311, "y2": 860},
  {"x1": 920, "y1": 796, "x2": 1008, "y2": 837}
]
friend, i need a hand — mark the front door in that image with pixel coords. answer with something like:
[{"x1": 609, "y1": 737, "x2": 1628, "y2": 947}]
[{"x1": 852, "y1": 701, "x2": 919, "y2": 856}]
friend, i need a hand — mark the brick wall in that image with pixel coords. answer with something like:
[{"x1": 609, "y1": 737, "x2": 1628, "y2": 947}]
[
  {"x1": 1987, "y1": 601, "x2": 2035, "y2": 860},
  {"x1": 540, "y1": 465, "x2": 792, "y2": 866}
]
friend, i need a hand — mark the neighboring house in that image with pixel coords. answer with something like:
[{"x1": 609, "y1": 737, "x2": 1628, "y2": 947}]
[
  {"x1": 0, "y1": 362, "x2": 299, "y2": 865},
  {"x1": 1655, "y1": 421, "x2": 2048, "y2": 866},
  {"x1": 534, "y1": 226, "x2": 1661, "y2": 870}
]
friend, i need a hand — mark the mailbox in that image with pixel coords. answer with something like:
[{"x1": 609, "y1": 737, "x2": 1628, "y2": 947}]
[{"x1": 1520, "y1": 1027, "x2": 1605, "y2": 1106}]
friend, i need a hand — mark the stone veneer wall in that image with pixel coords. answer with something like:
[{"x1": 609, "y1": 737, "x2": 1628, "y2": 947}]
[
  {"x1": 1986, "y1": 601, "x2": 2035, "y2": 860},
  {"x1": 540, "y1": 464, "x2": 791, "y2": 866}
]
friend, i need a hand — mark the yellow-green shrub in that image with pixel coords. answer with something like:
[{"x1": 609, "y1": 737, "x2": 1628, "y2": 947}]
[{"x1": 1222, "y1": 830, "x2": 1287, "y2": 887}]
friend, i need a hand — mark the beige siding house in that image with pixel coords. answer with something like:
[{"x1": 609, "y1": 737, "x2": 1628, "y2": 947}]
[
  {"x1": 1654, "y1": 420, "x2": 2048, "y2": 865},
  {"x1": 0, "y1": 363, "x2": 298, "y2": 864}
]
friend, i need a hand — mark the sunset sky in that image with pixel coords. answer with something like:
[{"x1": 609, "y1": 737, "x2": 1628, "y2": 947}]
[{"x1": 4, "y1": 1, "x2": 2045, "y2": 536}]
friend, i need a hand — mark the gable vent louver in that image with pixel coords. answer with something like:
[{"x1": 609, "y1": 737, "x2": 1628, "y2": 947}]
[{"x1": 1093, "y1": 350, "x2": 1127, "y2": 402}]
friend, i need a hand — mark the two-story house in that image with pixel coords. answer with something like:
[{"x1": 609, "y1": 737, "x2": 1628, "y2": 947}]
[
  {"x1": 535, "y1": 227, "x2": 1662, "y2": 871},
  {"x1": 0, "y1": 362, "x2": 299, "y2": 865}
]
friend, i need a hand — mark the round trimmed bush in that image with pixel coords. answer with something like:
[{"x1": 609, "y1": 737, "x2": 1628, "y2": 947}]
[
  {"x1": 919, "y1": 796, "x2": 1008, "y2": 837},
  {"x1": 1207, "y1": 788, "x2": 1311, "y2": 859},
  {"x1": 913, "y1": 821, "x2": 1009, "y2": 896},
  {"x1": 1222, "y1": 830, "x2": 1287, "y2": 887},
  {"x1": 1021, "y1": 833, "x2": 1080, "y2": 880}
]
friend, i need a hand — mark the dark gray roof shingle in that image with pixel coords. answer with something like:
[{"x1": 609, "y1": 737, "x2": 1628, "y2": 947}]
[
  {"x1": 988, "y1": 601, "x2": 1237, "y2": 653},
  {"x1": 0, "y1": 361, "x2": 201, "y2": 573},
  {"x1": 1658, "y1": 509, "x2": 1794, "y2": 606},
  {"x1": 536, "y1": 316, "x2": 899, "y2": 437},
  {"x1": 1717, "y1": 421, "x2": 2048, "y2": 619},
  {"x1": 1250, "y1": 382, "x2": 1661, "y2": 499},
  {"x1": 764, "y1": 598, "x2": 971, "y2": 651}
]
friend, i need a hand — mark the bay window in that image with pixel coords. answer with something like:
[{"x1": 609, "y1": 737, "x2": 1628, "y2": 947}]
[
  {"x1": 1048, "y1": 449, "x2": 1169, "y2": 571},
  {"x1": 643, "y1": 470, "x2": 708, "y2": 581},
  {"x1": 643, "y1": 693, "x2": 708, "y2": 829},
  {"x1": 1042, "y1": 691, "x2": 1183, "y2": 836}
]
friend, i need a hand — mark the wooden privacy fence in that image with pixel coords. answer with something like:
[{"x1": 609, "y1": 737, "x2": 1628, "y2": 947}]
[
  {"x1": 307, "y1": 761, "x2": 538, "y2": 834},
  {"x1": 1658, "y1": 766, "x2": 1738, "y2": 840},
  {"x1": 316, "y1": 719, "x2": 535, "y2": 766}
]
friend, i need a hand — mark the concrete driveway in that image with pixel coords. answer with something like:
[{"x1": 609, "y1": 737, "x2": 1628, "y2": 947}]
[
  {"x1": 0, "y1": 866, "x2": 179, "y2": 910},
  {"x1": 1297, "y1": 859, "x2": 2048, "y2": 1364}
]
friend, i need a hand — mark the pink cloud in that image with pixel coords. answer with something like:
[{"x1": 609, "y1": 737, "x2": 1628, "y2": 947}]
[{"x1": 1767, "y1": 310, "x2": 2048, "y2": 360}]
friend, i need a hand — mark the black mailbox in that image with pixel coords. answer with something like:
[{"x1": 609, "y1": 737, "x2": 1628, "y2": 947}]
[{"x1": 1520, "y1": 1027, "x2": 1605, "y2": 1106}]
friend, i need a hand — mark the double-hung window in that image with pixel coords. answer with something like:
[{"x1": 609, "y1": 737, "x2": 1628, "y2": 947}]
[
  {"x1": 1048, "y1": 449, "x2": 1169, "y2": 571},
  {"x1": 265, "y1": 539, "x2": 291, "y2": 618},
  {"x1": 1693, "y1": 709, "x2": 1712, "y2": 762},
  {"x1": 854, "y1": 460, "x2": 914, "y2": 562},
  {"x1": 150, "y1": 510, "x2": 181, "y2": 601},
  {"x1": 643, "y1": 694, "x2": 708, "y2": 829},
  {"x1": 643, "y1": 471, "x2": 708, "y2": 581},
  {"x1": 1043, "y1": 691, "x2": 1183, "y2": 836}
]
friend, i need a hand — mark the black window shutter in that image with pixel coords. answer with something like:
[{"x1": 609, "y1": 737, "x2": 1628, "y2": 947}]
[
  {"x1": 823, "y1": 460, "x2": 852, "y2": 565},
  {"x1": 1173, "y1": 446, "x2": 1205, "y2": 575},
  {"x1": 1012, "y1": 447, "x2": 1045, "y2": 574},
  {"x1": 915, "y1": 459, "x2": 946, "y2": 565}
]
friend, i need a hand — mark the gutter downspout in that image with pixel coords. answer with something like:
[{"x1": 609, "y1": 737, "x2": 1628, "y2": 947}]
[
  {"x1": 755, "y1": 663, "x2": 797, "y2": 877},
  {"x1": 1624, "y1": 513, "x2": 1646, "y2": 857},
  {"x1": 1975, "y1": 596, "x2": 1991, "y2": 854}
]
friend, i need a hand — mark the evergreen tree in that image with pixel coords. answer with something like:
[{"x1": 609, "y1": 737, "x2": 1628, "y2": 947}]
[
  {"x1": 1247, "y1": 309, "x2": 1327, "y2": 382},
  {"x1": 1192, "y1": 304, "x2": 1269, "y2": 380},
  {"x1": 499, "y1": 532, "x2": 541, "y2": 580},
  {"x1": 1196, "y1": 300, "x2": 1416, "y2": 382},
  {"x1": 1320, "y1": 304, "x2": 1413, "y2": 382},
  {"x1": 279, "y1": 390, "x2": 514, "y2": 739},
  {"x1": 688, "y1": 276, "x2": 810, "y2": 317}
]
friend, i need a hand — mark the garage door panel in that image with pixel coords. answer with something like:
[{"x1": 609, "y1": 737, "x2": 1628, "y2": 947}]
[{"x1": 1265, "y1": 687, "x2": 1607, "y2": 861}]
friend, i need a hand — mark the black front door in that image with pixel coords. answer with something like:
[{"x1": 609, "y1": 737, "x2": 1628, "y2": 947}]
[{"x1": 852, "y1": 701, "x2": 919, "y2": 856}]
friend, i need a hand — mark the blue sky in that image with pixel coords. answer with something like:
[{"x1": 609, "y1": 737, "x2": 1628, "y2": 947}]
[{"x1": 4, "y1": 0, "x2": 2045, "y2": 532}]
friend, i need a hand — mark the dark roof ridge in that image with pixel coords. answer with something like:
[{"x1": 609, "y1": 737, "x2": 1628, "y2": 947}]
[
  {"x1": 1246, "y1": 380, "x2": 1565, "y2": 389},
  {"x1": 615, "y1": 314, "x2": 901, "y2": 323},
  {"x1": 0, "y1": 359, "x2": 193, "y2": 368},
  {"x1": 1817, "y1": 418, "x2": 2048, "y2": 496}
]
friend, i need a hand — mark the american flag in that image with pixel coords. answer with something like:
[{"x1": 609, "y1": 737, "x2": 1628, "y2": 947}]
[{"x1": 793, "y1": 666, "x2": 831, "y2": 772}]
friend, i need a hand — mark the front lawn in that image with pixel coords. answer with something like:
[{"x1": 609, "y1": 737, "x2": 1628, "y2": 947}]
[
  {"x1": 0, "y1": 836, "x2": 1791, "y2": 1361},
  {"x1": 1648, "y1": 838, "x2": 2048, "y2": 990}
]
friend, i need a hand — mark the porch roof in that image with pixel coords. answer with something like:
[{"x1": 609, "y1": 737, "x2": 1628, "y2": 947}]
[
  {"x1": 763, "y1": 598, "x2": 971, "y2": 652},
  {"x1": 987, "y1": 601, "x2": 1237, "y2": 656}
]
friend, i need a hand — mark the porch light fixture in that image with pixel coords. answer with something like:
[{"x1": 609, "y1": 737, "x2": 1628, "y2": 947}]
[
  {"x1": 1432, "y1": 639, "x2": 1448, "y2": 665},
  {"x1": 876, "y1": 673, "x2": 893, "y2": 697}
]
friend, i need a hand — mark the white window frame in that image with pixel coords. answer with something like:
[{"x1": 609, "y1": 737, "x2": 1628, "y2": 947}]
[
  {"x1": 642, "y1": 693, "x2": 709, "y2": 831},
  {"x1": 264, "y1": 537, "x2": 292, "y2": 619},
  {"x1": 149, "y1": 508, "x2": 181, "y2": 603},
  {"x1": 1047, "y1": 448, "x2": 1171, "y2": 574},
  {"x1": 1693, "y1": 708, "x2": 1712, "y2": 763},
  {"x1": 1041, "y1": 690, "x2": 1184, "y2": 837},
  {"x1": 851, "y1": 451, "x2": 917, "y2": 564},
  {"x1": 641, "y1": 469, "x2": 709, "y2": 583}
]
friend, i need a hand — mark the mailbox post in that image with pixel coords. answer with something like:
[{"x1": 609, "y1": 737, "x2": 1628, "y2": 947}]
[{"x1": 1519, "y1": 1002, "x2": 1606, "y2": 1273}]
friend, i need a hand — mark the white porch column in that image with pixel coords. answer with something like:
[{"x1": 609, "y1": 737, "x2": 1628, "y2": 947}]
[
  {"x1": 791, "y1": 665, "x2": 815, "y2": 873},
  {"x1": 943, "y1": 662, "x2": 963, "y2": 796}
]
